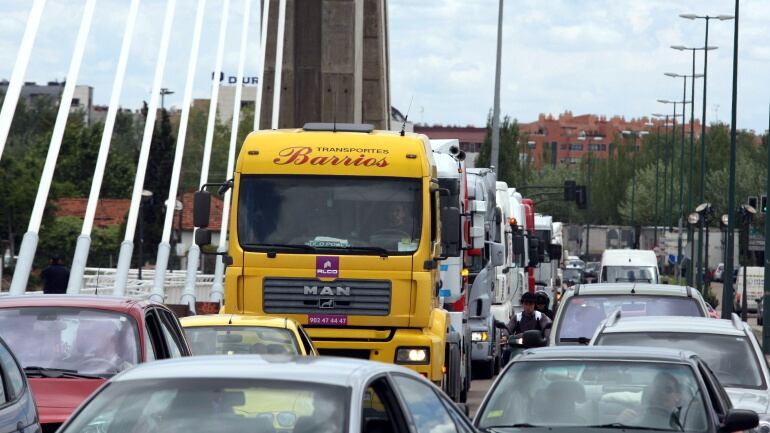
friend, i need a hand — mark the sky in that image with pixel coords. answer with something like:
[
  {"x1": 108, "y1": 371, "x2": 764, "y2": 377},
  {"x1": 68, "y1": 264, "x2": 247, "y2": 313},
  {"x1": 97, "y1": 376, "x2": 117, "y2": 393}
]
[{"x1": 1, "y1": 0, "x2": 770, "y2": 132}]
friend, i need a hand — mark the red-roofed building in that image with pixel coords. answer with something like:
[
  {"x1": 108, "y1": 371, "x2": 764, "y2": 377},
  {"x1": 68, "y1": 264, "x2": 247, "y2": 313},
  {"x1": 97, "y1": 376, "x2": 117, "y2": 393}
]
[
  {"x1": 55, "y1": 198, "x2": 131, "y2": 227},
  {"x1": 520, "y1": 111, "x2": 701, "y2": 168}
]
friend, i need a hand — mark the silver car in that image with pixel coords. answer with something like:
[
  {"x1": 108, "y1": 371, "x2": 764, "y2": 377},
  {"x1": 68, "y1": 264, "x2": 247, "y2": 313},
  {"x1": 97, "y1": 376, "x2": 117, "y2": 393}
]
[
  {"x1": 550, "y1": 283, "x2": 709, "y2": 346},
  {"x1": 591, "y1": 313, "x2": 770, "y2": 433},
  {"x1": 56, "y1": 355, "x2": 476, "y2": 433}
]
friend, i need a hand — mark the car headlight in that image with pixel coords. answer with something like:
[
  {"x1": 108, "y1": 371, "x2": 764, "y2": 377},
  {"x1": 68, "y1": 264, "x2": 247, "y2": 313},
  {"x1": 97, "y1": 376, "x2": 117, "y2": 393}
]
[
  {"x1": 395, "y1": 347, "x2": 430, "y2": 364},
  {"x1": 471, "y1": 331, "x2": 489, "y2": 342}
]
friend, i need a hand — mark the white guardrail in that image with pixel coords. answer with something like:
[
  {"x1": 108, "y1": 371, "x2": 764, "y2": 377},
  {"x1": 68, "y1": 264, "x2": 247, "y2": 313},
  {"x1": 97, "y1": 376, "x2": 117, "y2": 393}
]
[{"x1": 0, "y1": 268, "x2": 215, "y2": 303}]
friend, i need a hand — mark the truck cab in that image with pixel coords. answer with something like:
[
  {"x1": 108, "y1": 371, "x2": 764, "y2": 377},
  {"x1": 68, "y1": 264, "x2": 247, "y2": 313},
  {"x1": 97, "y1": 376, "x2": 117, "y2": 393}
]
[
  {"x1": 466, "y1": 168, "x2": 504, "y2": 379},
  {"x1": 490, "y1": 182, "x2": 514, "y2": 330},
  {"x1": 430, "y1": 139, "x2": 471, "y2": 402},
  {"x1": 507, "y1": 188, "x2": 529, "y2": 313},
  {"x1": 193, "y1": 124, "x2": 460, "y2": 386}
]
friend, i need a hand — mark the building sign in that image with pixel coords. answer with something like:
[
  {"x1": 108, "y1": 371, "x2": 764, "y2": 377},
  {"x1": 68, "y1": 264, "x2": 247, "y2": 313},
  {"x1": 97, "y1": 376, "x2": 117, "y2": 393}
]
[{"x1": 211, "y1": 72, "x2": 258, "y2": 85}]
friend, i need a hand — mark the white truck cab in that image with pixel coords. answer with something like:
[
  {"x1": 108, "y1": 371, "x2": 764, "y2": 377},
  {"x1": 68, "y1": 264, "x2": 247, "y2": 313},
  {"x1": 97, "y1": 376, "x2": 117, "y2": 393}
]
[
  {"x1": 600, "y1": 249, "x2": 660, "y2": 284},
  {"x1": 490, "y1": 182, "x2": 514, "y2": 328}
]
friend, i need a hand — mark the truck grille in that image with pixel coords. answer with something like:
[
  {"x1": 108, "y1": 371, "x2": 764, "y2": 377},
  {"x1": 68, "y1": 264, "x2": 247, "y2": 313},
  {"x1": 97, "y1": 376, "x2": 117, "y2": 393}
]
[{"x1": 263, "y1": 278, "x2": 391, "y2": 316}]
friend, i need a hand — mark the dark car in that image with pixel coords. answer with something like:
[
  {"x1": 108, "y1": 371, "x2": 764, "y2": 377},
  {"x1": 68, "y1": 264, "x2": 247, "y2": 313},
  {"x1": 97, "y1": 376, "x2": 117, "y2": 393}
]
[
  {"x1": 474, "y1": 346, "x2": 758, "y2": 433},
  {"x1": 0, "y1": 295, "x2": 192, "y2": 432},
  {"x1": 0, "y1": 335, "x2": 40, "y2": 433}
]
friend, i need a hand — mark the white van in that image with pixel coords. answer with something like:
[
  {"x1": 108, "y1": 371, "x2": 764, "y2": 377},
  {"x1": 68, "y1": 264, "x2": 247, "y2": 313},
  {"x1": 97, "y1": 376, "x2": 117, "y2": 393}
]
[{"x1": 600, "y1": 249, "x2": 659, "y2": 284}]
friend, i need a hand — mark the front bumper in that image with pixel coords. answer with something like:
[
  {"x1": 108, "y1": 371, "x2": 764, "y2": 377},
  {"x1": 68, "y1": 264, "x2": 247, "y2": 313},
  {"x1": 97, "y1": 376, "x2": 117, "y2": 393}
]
[{"x1": 308, "y1": 327, "x2": 443, "y2": 382}]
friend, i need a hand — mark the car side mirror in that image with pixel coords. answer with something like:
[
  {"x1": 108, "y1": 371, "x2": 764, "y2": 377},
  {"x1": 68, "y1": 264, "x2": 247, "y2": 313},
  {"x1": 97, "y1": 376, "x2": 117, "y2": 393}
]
[
  {"x1": 521, "y1": 329, "x2": 547, "y2": 348},
  {"x1": 193, "y1": 190, "x2": 211, "y2": 228},
  {"x1": 720, "y1": 409, "x2": 758, "y2": 433}
]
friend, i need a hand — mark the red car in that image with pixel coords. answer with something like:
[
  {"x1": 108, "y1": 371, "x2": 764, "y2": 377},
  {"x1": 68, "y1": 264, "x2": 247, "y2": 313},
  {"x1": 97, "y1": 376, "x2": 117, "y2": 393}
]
[{"x1": 0, "y1": 295, "x2": 192, "y2": 432}]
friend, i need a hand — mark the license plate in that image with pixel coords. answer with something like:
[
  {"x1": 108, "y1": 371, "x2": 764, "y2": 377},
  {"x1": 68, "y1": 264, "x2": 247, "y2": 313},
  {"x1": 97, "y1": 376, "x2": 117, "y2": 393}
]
[{"x1": 308, "y1": 314, "x2": 348, "y2": 326}]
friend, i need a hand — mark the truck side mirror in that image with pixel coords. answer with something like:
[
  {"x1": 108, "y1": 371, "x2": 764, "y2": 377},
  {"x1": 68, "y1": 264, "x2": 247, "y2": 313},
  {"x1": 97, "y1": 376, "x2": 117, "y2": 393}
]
[
  {"x1": 193, "y1": 190, "x2": 211, "y2": 228},
  {"x1": 549, "y1": 243, "x2": 562, "y2": 261},
  {"x1": 440, "y1": 206, "x2": 461, "y2": 258},
  {"x1": 490, "y1": 242, "x2": 505, "y2": 267},
  {"x1": 528, "y1": 237, "x2": 541, "y2": 267},
  {"x1": 512, "y1": 234, "x2": 525, "y2": 255},
  {"x1": 195, "y1": 228, "x2": 212, "y2": 247},
  {"x1": 537, "y1": 239, "x2": 546, "y2": 263}
]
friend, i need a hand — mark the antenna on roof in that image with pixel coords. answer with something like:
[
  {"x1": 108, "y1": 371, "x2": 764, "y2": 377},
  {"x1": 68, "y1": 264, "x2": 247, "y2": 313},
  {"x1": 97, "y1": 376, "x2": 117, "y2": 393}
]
[{"x1": 400, "y1": 96, "x2": 413, "y2": 136}]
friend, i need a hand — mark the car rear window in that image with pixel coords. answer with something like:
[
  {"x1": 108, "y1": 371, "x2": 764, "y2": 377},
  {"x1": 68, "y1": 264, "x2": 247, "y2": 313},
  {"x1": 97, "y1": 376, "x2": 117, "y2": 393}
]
[
  {"x1": 596, "y1": 332, "x2": 765, "y2": 389},
  {"x1": 556, "y1": 295, "x2": 703, "y2": 343}
]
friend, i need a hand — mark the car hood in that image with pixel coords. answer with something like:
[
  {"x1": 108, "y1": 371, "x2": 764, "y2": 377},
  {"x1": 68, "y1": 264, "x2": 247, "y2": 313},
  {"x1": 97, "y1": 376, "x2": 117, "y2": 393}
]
[
  {"x1": 726, "y1": 387, "x2": 770, "y2": 415},
  {"x1": 29, "y1": 377, "x2": 106, "y2": 424}
]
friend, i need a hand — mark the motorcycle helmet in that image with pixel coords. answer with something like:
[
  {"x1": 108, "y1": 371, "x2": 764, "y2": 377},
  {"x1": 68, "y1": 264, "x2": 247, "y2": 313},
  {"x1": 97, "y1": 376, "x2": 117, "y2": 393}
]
[{"x1": 534, "y1": 291, "x2": 549, "y2": 306}]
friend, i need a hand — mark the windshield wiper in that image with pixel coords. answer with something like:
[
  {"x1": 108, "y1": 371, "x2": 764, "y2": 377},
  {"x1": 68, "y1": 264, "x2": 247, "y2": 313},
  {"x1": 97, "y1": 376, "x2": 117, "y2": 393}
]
[
  {"x1": 585, "y1": 423, "x2": 672, "y2": 431},
  {"x1": 321, "y1": 246, "x2": 390, "y2": 257},
  {"x1": 483, "y1": 424, "x2": 540, "y2": 429},
  {"x1": 23, "y1": 366, "x2": 102, "y2": 379},
  {"x1": 244, "y1": 243, "x2": 318, "y2": 253},
  {"x1": 559, "y1": 337, "x2": 591, "y2": 345}
]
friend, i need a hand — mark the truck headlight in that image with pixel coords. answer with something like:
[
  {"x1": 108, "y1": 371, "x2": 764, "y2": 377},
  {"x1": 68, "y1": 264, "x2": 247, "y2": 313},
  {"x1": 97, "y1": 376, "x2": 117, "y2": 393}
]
[
  {"x1": 471, "y1": 331, "x2": 488, "y2": 342},
  {"x1": 395, "y1": 347, "x2": 430, "y2": 364}
]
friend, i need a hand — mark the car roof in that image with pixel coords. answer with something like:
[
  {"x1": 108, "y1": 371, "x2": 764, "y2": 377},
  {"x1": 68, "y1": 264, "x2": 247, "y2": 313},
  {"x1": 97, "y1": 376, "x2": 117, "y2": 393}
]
[
  {"x1": 180, "y1": 314, "x2": 297, "y2": 330},
  {"x1": 601, "y1": 249, "x2": 657, "y2": 265},
  {"x1": 517, "y1": 345, "x2": 696, "y2": 363},
  {"x1": 113, "y1": 355, "x2": 419, "y2": 386},
  {"x1": 0, "y1": 294, "x2": 151, "y2": 312},
  {"x1": 570, "y1": 283, "x2": 697, "y2": 297},
  {"x1": 600, "y1": 315, "x2": 746, "y2": 336}
]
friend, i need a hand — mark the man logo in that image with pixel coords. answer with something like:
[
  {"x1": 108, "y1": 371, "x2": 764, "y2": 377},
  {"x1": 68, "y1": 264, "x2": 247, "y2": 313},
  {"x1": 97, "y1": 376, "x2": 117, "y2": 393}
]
[
  {"x1": 319, "y1": 298, "x2": 335, "y2": 309},
  {"x1": 303, "y1": 286, "x2": 351, "y2": 296},
  {"x1": 323, "y1": 261, "x2": 332, "y2": 269}
]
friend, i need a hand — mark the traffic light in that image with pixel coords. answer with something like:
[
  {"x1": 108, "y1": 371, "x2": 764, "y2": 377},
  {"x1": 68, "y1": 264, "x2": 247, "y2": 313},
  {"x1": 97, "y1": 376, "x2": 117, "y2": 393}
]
[
  {"x1": 762, "y1": 195, "x2": 768, "y2": 214},
  {"x1": 575, "y1": 185, "x2": 588, "y2": 209},
  {"x1": 564, "y1": 180, "x2": 576, "y2": 201},
  {"x1": 748, "y1": 196, "x2": 758, "y2": 211}
]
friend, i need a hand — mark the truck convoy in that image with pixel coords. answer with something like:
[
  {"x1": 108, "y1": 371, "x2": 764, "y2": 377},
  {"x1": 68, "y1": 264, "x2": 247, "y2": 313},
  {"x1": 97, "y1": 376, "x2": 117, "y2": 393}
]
[{"x1": 192, "y1": 123, "x2": 553, "y2": 395}]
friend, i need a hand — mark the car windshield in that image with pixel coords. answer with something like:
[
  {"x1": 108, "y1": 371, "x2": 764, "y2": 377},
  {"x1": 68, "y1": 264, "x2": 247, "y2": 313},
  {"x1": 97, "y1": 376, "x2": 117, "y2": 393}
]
[
  {"x1": 557, "y1": 296, "x2": 703, "y2": 342},
  {"x1": 238, "y1": 175, "x2": 422, "y2": 255},
  {"x1": 185, "y1": 326, "x2": 300, "y2": 356},
  {"x1": 596, "y1": 332, "x2": 765, "y2": 389},
  {"x1": 477, "y1": 360, "x2": 709, "y2": 431},
  {"x1": 602, "y1": 266, "x2": 658, "y2": 283},
  {"x1": 0, "y1": 307, "x2": 139, "y2": 376},
  {"x1": 61, "y1": 378, "x2": 349, "y2": 433}
]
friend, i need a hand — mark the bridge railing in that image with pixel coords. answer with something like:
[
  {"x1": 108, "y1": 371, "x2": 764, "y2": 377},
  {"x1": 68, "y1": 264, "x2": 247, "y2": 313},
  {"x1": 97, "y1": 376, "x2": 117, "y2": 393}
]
[{"x1": 77, "y1": 267, "x2": 215, "y2": 304}]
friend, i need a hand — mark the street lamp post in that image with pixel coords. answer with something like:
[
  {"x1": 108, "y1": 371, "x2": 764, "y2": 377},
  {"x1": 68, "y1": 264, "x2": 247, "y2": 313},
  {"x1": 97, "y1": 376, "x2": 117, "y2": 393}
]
[
  {"x1": 622, "y1": 129, "x2": 650, "y2": 248},
  {"x1": 160, "y1": 88, "x2": 174, "y2": 111},
  {"x1": 680, "y1": 12, "x2": 734, "y2": 294},
  {"x1": 672, "y1": 45, "x2": 718, "y2": 287},
  {"x1": 688, "y1": 212, "x2": 701, "y2": 281},
  {"x1": 738, "y1": 204, "x2": 756, "y2": 321}
]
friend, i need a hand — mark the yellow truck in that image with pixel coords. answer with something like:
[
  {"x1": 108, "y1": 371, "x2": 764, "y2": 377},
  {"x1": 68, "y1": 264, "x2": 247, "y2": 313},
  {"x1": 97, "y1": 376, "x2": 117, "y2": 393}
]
[{"x1": 193, "y1": 123, "x2": 463, "y2": 392}]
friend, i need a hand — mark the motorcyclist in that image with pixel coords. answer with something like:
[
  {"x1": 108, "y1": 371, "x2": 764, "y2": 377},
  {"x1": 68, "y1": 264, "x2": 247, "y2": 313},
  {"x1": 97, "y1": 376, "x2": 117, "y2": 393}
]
[
  {"x1": 534, "y1": 290, "x2": 554, "y2": 320},
  {"x1": 495, "y1": 292, "x2": 552, "y2": 364}
]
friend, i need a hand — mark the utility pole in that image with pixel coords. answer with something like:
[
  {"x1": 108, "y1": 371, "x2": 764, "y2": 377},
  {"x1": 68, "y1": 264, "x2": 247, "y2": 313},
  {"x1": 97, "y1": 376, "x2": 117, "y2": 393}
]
[
  {"x1": 725, "y1": 1, "x2": 741, "y2": 318},
  {"x1": 490, "y1": 0, "x2": 503, "y2": 169}
]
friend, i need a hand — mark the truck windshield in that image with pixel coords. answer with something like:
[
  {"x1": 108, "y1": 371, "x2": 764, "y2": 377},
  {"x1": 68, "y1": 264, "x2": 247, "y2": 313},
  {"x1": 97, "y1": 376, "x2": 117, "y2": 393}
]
[
  {"x1": 238, "y1": 175, "x2": 422, "y2": 255},
  {"x1": 535, "y1": 229, "x2": 551, "y2": 262}
]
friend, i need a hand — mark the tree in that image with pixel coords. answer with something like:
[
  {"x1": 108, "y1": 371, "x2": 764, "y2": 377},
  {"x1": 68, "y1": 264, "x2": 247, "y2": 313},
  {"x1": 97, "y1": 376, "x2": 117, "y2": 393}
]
[{"x1": 476, "y1": 114, "x2": 530, "y2": 188}]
